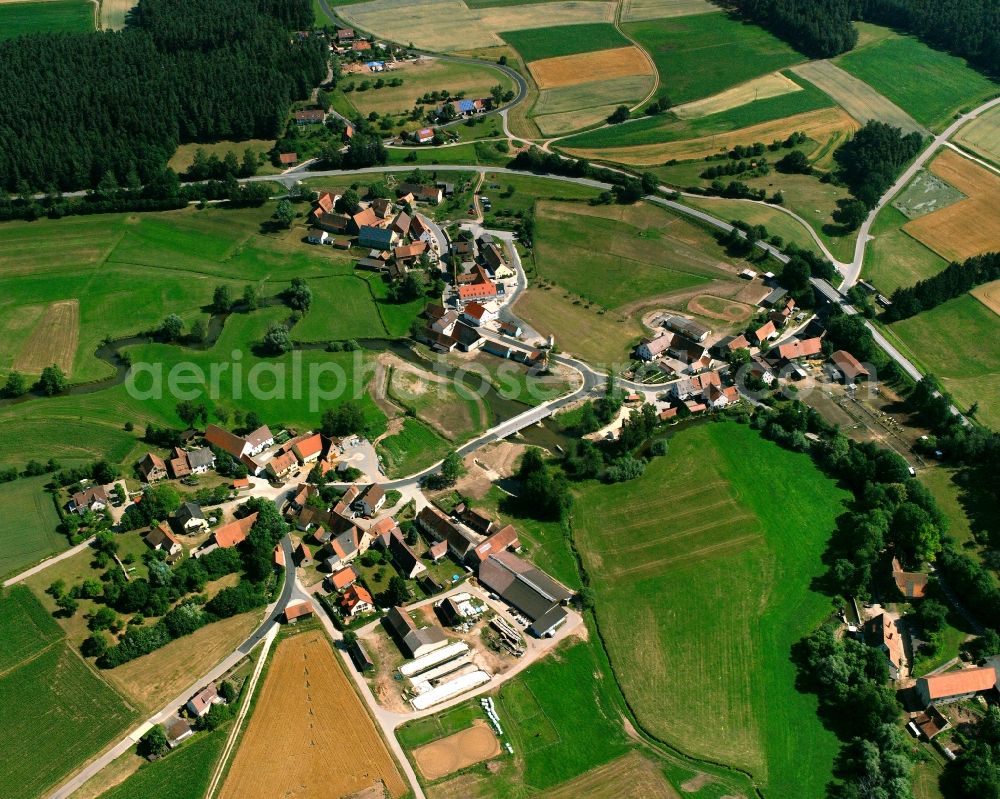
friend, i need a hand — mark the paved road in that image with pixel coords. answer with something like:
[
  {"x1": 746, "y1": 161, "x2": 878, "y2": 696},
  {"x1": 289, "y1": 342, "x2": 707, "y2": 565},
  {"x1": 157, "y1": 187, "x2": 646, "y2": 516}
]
[
  {"x1": 841, "y1": 95, "x2": 1000, "y2": 290},
  {"x1": 46, "y1": 536, "x2": 298, "y2": 799}
]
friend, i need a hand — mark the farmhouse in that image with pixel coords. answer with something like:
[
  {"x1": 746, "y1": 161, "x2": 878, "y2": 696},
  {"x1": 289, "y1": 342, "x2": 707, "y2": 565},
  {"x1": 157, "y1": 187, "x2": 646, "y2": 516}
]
[
  {"x1": 370, "y1": 197, "x2": 394, "y2": 219},
  {"x1": 138, "y1": 452, "x2": 168, "y2": 482},
  {"x1": 341, "y1": 585, "x2": 375, "y2": 617},
  {"x1": 212, "y1": 513, "x2": 258, "y2": 549},
  {"x1": 417, "y1": 506, "x2": 481, "y2": 561},
  {"x1": 660, "y1": 314, "x2": 710, "y2": 342},
  {"x1": 390, "y1": 211, "x2": 411, "y2": 238},
  {"x1": 397, "y1": 184, "x2": 442, "y2": 205},
  {"x1": 186, "y1": 684, "x2": 223, "y2": 718},
  {"x1": 165, "y1": 717, "x2": 193, "y2": 749},
  {"x1": 168, "y1": 451, "x2": 191, "y2": 479},
  {"x1": 384, "y1": 606, "x2": 448, "y2": 658},
  {"x1": 307, "y1": 228, "x2": 329, "y2": 245},
  {"x1": 315, "y1": 212, "x2": 352, "y2": 234},
  {"x1": 637, "y1": 334, "x2": 672, "y2": 362},
  {"x1": 358, "y1": 225, "x2": 397, "y2": 250},
  {"x1": 354, "y1": 483, "x2": 386, "y2": 516},
  {"x1": 714, "y1": 334, "x2": 750, "y2": 358},
  {"x1": 146, "y1": 522, "x2": 182, "y2": 556},
  {"x1": 205, "y1": 423, "x2": 273, "y2": 459},
  {"x1": 892, "y1": 557, "x2": 928, "y2": 599},
  {"x1": 175, "y1": 502, "x2": 208, "y2": 533},
  {"x1": 777, "y1": 337, "x2": 823, "y2": 361},
  {"x1": 68, "y1": 485, "x2": 109, "y2": 515},
  {"x1": 753, "y1": 320, "x2": 777, "y2": 344},
  {"x1": 393, "y1": 241, "x2": 428, "y2": 266},
  {"x1": 388, "y1": 530, "x2": 427, "y2": 579},
  {"x1": 829, "y1": 350, "x2": 870, "y2": 383},
  {"x1": 916, "y1": 667, "x2": 996, "y2": 706},
  {"x1": 410, "y1": 214, "x2": 432, "y2": 241},
  {"x1": 457, "y1": 280, "x2": 498, "y2": 303},
  {"x1": 478, "y1": 551, "x2": 572, "y2": 637},
  {"x1": 322, "y1": 526, "x2": 371, "y2": 571},
  {"x1": 749, "y1": 357, "x2": 776, "y2": 385},
  {"x1": 284, "y1": 600, "x2": 315, "y2": 623},
  {"x1": 267, "y1": 451, "x2": 298, "y2": 480},
  {"x1": 295, "y1": 541, "x2": 313, "y2": 566},
  {"x1": 461, "y1": 301, "x2": 499, "y2": 327},
  {"x1": 328, "y1": 565, "x2": 360, "y2": 592},
  {"x1": 291, "y1": 433, "x2": 323, "y2": 463},
  {"x1": 368, "y1": 515, "x2": 399, "y2": 548},
  {"x1": 862, "y1": 613, "x2": 906, "y2": 680},
  {"x1": 294, "y1": 109, "x2": 325, "y2": 125},
  {"x1": 187, "y1": 447, "x2": 216, "y2": 474},
  {"x1": 469, "y1": 524, "x2": 520, "y2": 564},
  {"x1": 415, "y1": 128, "x2": 434, "y2": 144}
]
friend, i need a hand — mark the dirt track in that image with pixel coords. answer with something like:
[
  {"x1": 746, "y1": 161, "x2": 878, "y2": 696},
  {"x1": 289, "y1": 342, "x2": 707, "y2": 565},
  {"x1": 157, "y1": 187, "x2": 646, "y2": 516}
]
[
  {"x1": 218, "y1": 631, "x2": 407, "y2": 799},
  {"x1": 413, "y1": 720, "x2": 500, "y2": 780}
]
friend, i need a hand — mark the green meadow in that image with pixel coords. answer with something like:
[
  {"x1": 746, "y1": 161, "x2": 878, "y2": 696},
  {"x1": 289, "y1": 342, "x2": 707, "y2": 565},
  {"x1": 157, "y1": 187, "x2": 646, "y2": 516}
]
[
  {"x1": 837, "y1": 33, "x2": 999, "y2": 131},
  {"x1": 501, "y1": 23, "x2": 630, "y2": 61},
  {"x1": 0, "y1": 476, "x2": 65, "y2": 579},
  {"x1": 0, "y1": 587, "x2": 136, "y2": 799},
  {"x1": 573, "y1": 422, "x2": 846, "y2": 797},
  {"x1": 624, "y1": 12, "x2": 807, "y2": 106},
  {"x1": 0, "y1": 0, "x2": 92, "y2": 39}
]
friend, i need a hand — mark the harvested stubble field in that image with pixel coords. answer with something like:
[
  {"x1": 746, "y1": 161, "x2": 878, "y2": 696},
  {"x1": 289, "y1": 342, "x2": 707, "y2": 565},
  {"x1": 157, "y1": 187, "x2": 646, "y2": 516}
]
[
  {"x1": 219, "y1": 631, "x2": 407, "y2": 799},
  {"x1": 791, "y1": 59, "x2": 926, "y2": 136},
  {"x1": 620, "y1": 0, "x2": 714, "y2": 22},
  {"x1": 904, "y1": 149, "x2": 1000, "y2": 262},
  {"x1": 99, "y1": 0, "x2": 136, "y2": 28},
  {"x1": 413, "y1": 720, "x2": 500, "y2": 780},
  {"x1": 955, "y1": 104, "x2": 1000, "y2": 167},
  {"x1": 529, "y1": 45, "x2": 650, "y2": 89},
  {"x1": 564, "y1": 106, "x2": 856, "y2": 165},
  {"x1": 672, "y1": 71, "x2": 802, "y2": 120},
  {"x1": 533, "y1": 75, "x2": 655, "y2": 135},
  {"x1": 572, "y1": 422, "x2": 846, "y2": 797},
  {"x1": 973, "y1": 279, "x2": 1000, "y2": 317},
  {"x1": 12, "y1": 298, "x2": 79, "y2": 376}
]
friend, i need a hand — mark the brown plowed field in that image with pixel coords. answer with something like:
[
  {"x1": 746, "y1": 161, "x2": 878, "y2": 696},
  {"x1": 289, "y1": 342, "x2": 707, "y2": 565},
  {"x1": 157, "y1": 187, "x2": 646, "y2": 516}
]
[
  {"x1": 529, "y1": 46, "x2": 652, "y2": 89},
  {"x1": 904, "y1": 149, "x2": 1000, "y2": 262},
  {"x1": 218, "y1": 631, "x2": 407, "y2": 799},
  {"x1": 12, "y1": 299, "x2": 78, "y2": 376},
  {"x1": 413, "y1": 720, "x2": 500, "y2": 780}
]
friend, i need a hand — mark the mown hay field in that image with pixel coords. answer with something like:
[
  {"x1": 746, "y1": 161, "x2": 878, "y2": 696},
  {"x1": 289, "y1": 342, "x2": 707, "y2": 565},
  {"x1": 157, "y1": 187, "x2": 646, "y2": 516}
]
[
  {"x1": 672, "y1": 71, "x2": 802, "y2": 120},
  {"x1": 620, "y1": 0, "x2": 714, "y2": 22},
  {"x1": 564, "y1": 106, "x2": 856, "y2": 165},
  {"x1": 904, "y1": 149, "x2": 1000, "y2": 262},
  {"x1": 219, "y1": 631, "x2": 407, "y2": 799},
  {"x1": 0, "y1": 587, "x2": 137, "y2": 799},
  {"x1": 534, "y1": 74, "x2": 655, "y2": 135},
  {"x1": 12, "y1": 298, "x2": 78, "y2": 376},
  {"x1": 791, "y1": 59, "x2": 926, "y2": 135},
  {"x1": 0, "y1": 0, "x2": 92, "y2": 39},
  {"x1": 623, "y1": 12, "x2": 806, "y2": 106},
  {"x1": 529, "y1": 45, "x2": 650, "y2": 89},
  {"x1": 955, "y1": 103, "x2": 1000, "y2": 168},
  {"x1": 99, "y1": 0, "x2": 135, "y2": 28},
  {"x1": 572, "y1": 422, "x2": 846, "y2": 797},
  {"x1": 0, "y1": 476, "x2": 65, "y2": 579},
  {"x1": 532, "y1": 200, "x2": 735, "y2": 309},
  {"x1": 836, "y1": 31, "x2": 999, "y2": 132},
  {"x1": 864, "y1": 206, "x2": 948, "y2": 295},
  {"x1": 539, "y1": 752, "x2": 680, "y2": 799},
  {"x1": 890, "y1": 291, "x2": 1000, "y2": 430}
]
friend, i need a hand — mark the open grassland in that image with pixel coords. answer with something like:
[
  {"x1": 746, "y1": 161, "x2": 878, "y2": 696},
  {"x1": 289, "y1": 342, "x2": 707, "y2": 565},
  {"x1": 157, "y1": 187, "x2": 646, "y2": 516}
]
[
  {"x1": 791, "y1": 59, "x2": 926, "y2": 135},
  {"x1": 377, "y1": 417, "x2": 452, "y2": 476},
  {"x1": 955, "y1": 103, "x2": 1000, "y2": 168},
  {"x1": 865, "y1": 206, "x2": 948, "y2": 295},
  {"x1": 529, "y1": 46, "x2": 651, "y2": 90},
  {"x1": 0, "y1": 476, "x2": 65, "y2": 579},
  {"x1": 672, "y1": 71, "x2": 803, "y2": 120},
  {"x1": 621, "y1": 0, "x2": 714, "y2": 22},
  {"x1": 561, "y1": 103, "x2": 851, "y2": 165},
  {"x1": 534, "y1": 75, "x2": 656, "y2": 135},
  {"x1": 102, "y1": 611, "x2": 261, "y2": 712},
  {"x1": 533, "y1": 200, "x2": 734, "y2": 308},
  {"x1": 219, "y1": 631, "x2": 407, "y2": 799},
  {"x1": 0, "y1": 588, "x2": 136, "y2": 799},
  {"x1": 338, "y1": 0, "x2": 613, "y2": 53},
  {"x1": 890, "y1": 292, "x2": 1000, "y2": 430},
  {"x1": 99, "y1": 727, "x2": 227, "y2": 799},
  {"x1": 573, "y1": 422, "x2": 845, "y2": 796},
  {"x1": 0, "y1": 0, "x2": 92, "y2": 38},
  {"x1": 167, "y1": 140, "x2": 274, "y2": 174},
  {"x1": 12, "y1": 298, "x2": 78, "y2": 376},
  {"x1": 681, "y1": 195, "x2": 822, "y2": 256},
  {"x1": 904, "y1": 149, "x2": 1000, "y2": 262},
  {"x1": 623, "y1": 12, "x2": 806, "y2": 106},
  {"x1": 292, "y1": 275, "x2": 387, "y2": 341},
  {"x1": 836, "y1": 32, "x2": 999, "y2": 132},
  {"x1": 345, "y1": 58, "x2": 511, "y2": 117},
  {"x1": 502, "y1": 22, "x2": 628, "y2": 61}
]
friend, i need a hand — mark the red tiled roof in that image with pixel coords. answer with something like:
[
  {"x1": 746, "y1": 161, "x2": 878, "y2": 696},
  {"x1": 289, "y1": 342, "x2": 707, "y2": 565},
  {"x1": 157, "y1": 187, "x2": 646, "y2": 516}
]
[
  {"x1": 279, "y1": 152, "x2": 298, "y2": 165},
  {"x1": 458, "y1": 281, "x2": 497, "y2": 301},
  {"x1": 214, "y1": 513, "x2": 258, "y2": 548},
  {"x1": 778, "y1": 337, "x2": 823, "y2": 360},
  {"x1": 921, "y1": 667, "x2": 996, "y2": 700},
  {"x1": 316, "y1": 192, "x2": 335, "y2": 214},
  {"x1": 293, "y1": 433, "x2": 323, "y2": 459},
  {"x1": 205, "y1": 424, "x2": 246, "y2": 459},
  {"x1": 284, "y1": 600, "x2": 315, "y2": 621},
  {"x1": 330, "y1": 566, "x2": 359, "y2": 590},
  {"x1": 341, "y1": 584, "x2": 374, "y2": 611}
]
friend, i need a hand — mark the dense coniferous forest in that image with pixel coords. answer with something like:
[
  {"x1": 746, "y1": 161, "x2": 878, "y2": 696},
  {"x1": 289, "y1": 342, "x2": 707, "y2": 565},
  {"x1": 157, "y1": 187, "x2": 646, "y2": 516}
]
[
  {"x1": 724, "y1": 0, "x2": 1000, "y2": 76},
  {"x1": 832, "y1": 121, "x2": 924, "y2": 207},
  {"x1": 0, "y1": 0, "x2": 324, "y2": 191}
]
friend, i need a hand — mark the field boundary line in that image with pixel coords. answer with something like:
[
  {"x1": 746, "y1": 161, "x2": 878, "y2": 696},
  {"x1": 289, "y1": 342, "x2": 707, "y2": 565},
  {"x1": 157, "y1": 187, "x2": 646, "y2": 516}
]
[
  {"x1": 612, "y1": 0, "x2": 659, "y2": 112},
  {"x1": 0, "y1": 638, "x2": 62, "y2": 681},
  {"x1": 943, "y1": 140, "x2": 1000, "y2": 177},
  {"x1": 204, "y1": 624, "x2": 277, "y2": 799}
]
